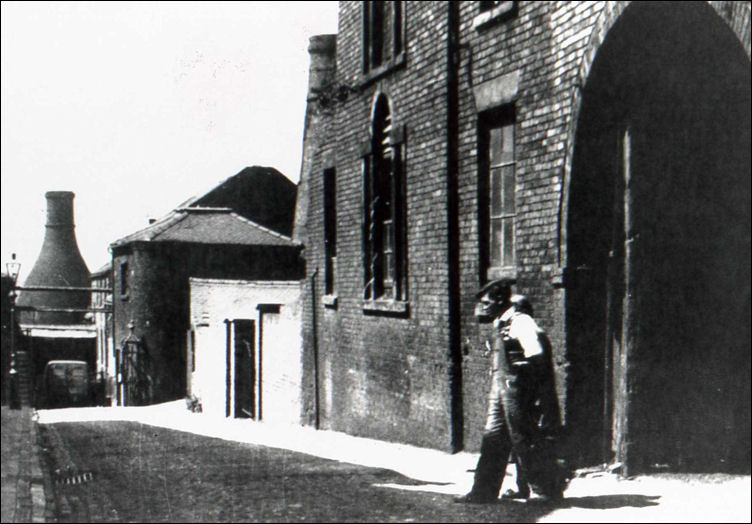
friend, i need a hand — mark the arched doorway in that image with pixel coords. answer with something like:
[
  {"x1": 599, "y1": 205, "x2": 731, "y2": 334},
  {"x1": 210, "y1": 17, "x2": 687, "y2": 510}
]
[{"x1": 565, "y1": 2, "x2": 750, "y2": 473}]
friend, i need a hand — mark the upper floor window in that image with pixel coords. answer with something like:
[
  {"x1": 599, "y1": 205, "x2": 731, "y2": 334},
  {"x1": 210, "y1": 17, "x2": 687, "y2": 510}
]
[
  {"x1": 479, "y1": 1, "x2": 502, "y2": 11},
  {"x1": 363, "y1": 94, "x2": 407, "y2": 303},
  {"x1": 474, "y1": 1, "x2": 517, "y2": 29},
  {"x1": 119, "y1": 261, "x2": 129, "y2": 297},
  {"x1": 323, "y1": 167, "x2": 337, "y2": 297},
  {"x1": 362, "y1": 1, "x2": 405, "y2": 77},
  {"x1": 480, "y1": 107, "x2": 516, "y2": 280}
]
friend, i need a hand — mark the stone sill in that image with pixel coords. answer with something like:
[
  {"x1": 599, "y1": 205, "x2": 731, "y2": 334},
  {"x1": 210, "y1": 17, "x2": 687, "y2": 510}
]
[
  {"x1": 360, "y1": 52, "x2": 406, "y2": 87},
  {"x1": 322, "y1": 294, "x2": 338, "y2": 309},
  {"x1": 487, "y1": 266, "x2": 518, "y2": 282},
  {"x1": 362, "y1": 299, "x2": 409, "y2": 317}
]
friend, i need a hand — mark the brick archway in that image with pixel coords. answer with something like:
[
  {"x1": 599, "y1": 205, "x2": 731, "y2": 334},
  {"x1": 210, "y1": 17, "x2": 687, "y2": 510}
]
[
  {"x1": 557, "y1": 0, "x2": 750, "y2": 269},
  {"x1": 561, "y1": 1, "x2": 751, "y2": 473}
]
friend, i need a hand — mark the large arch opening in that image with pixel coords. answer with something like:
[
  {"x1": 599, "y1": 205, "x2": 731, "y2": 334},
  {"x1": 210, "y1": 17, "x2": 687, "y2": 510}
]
[{"x1": 565, "y1": 1, "x2": 750, "y2": 473}]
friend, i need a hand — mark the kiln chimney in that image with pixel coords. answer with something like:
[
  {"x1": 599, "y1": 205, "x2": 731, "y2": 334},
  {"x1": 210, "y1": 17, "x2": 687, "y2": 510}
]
[{"x1": 16, "y1": 191, "x2": 91, "y2": 326}]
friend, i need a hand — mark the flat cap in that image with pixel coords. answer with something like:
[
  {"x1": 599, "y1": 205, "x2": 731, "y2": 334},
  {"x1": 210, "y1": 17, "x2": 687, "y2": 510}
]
[{"x1": 475, "y1": 278, "x2": 515, "y2": 300}]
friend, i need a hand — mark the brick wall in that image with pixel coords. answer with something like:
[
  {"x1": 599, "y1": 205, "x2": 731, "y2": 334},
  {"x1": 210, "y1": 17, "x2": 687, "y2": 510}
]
[
  {"x1": 300, "y1": 1, "x2": 751, "y2": 464},
  {"x1": 112, "y1": 242, "x2": 303, "y2": 405},
  {"x1": 301, "y1": 1, "x2": 456, "y2": 449}
]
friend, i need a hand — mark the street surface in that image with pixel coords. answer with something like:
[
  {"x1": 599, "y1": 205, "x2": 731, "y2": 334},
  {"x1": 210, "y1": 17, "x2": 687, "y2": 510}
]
[
  {"x1": 39, "y1": 421, "x2": 554, "y2": 522},
  {"x1": 33, "y1": 403, "x2": 751, "y2": 523}
]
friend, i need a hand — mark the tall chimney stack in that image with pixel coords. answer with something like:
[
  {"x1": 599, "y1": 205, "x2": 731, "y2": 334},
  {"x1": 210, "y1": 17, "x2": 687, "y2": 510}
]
[
  {"x1": 17, "y1": 191, "x2": 91, "y2": 326},
  {"x1": 294, "y1": 34, "x2": 337, "y2": 245}
]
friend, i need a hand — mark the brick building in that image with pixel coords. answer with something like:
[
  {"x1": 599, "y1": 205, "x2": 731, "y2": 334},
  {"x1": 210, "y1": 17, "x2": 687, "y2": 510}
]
[
  {"x1": 296, "y1": 1, "x2": 750, "y2": 474},
  {"x1": 110, "y1": 166, "x2": 303, "y2": 406},
  {"x1": 90, "y1": 263, "x2": 114, "y2": 405}
]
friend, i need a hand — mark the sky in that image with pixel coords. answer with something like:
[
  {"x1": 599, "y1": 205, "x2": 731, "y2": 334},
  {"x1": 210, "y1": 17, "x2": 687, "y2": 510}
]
[{"x1": 1, "y1": 0, "x2": 339, "y2": 282}]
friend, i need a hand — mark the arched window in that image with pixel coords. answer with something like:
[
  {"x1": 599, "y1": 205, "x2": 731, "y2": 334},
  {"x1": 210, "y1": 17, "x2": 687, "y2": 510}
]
[{"x1": 363, "y1": 94, "x2": 407, "y2": 302}]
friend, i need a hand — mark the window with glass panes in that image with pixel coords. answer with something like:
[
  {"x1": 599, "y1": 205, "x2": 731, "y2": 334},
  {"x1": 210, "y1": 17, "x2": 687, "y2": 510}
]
[
  {"x1": 487, "y1": 121, "x2": 515, "y2": 272},
  {"x1": 363, "y1": 94, "x2": 407, "y2": 301},
  {"x1": 363, "y1": 1, "x2": 404, "y2": 75}
]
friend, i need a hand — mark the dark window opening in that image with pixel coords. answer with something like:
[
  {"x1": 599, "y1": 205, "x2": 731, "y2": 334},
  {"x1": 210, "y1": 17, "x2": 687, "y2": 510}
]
[
  {"x1": 119, "y1": 261, "x2": 129, "y2": 296},
  {"x1": 479, "y1": 1, "x2": 501, "y2": 12},
  {"x1": 190, "y1": 329, "x2": 196, "y2": 372},
  {"x1": 363, "y1": 1, "x2": 405, "y2": 75},
  {"x1": 324, "y1": 167, "x2": 337, "y2": 296},
  {"x1": 475, "y1": 1, "x2": 517, "y2": 28}
]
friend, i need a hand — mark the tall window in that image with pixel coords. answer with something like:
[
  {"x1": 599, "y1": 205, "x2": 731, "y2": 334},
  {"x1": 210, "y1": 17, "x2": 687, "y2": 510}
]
[
  {"x1": 363, "y1": 95, "x2": 407, "y2": 301},
  {"x1": 481, "y1": 110, "x2": 516, "y2": 278},
  {"x1": 363, "y1": 1, "x2": 404, "y2": 75},
  {"x1": 323, "y1": 167, "x2": 337, "y2": 296},
  {"x1": 119, "y1": 261, "x2": 129, "y2": 297}
]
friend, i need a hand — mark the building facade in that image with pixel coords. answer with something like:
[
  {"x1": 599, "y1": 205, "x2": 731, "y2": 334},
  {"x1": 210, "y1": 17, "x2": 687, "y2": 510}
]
[
  {"x1": 110, "y1": 167, "x2": 303, "y2": 406},
  {"x1": 90, "y1": 263, "x2": 114, "y2": 405},
  {"x1": 188, "y1": 278, "x2": 303, "y2": 425},
  {"x1": 296, "y1": 1, "x2": 751, "y2": 474}
]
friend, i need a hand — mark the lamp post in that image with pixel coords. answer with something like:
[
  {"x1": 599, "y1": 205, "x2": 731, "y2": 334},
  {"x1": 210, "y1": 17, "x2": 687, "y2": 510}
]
[{"x1": 6, "y1": 253, "x2": 21, "y2": 409}]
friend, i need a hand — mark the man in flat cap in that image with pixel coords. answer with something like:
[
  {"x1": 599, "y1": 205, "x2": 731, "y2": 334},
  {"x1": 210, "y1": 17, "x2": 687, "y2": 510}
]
[{"x1": 456, "y1": 279, "x2": 567, "y2": 503}]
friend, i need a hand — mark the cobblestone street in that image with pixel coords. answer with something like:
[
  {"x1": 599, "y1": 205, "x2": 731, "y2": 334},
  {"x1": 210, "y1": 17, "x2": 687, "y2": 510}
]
[
  {"x1": 32, "y1": 405, "x2": 751, "y2": 523},
  {"x1": 39, "y1": 420, "x2": 559, "y2": 523}
]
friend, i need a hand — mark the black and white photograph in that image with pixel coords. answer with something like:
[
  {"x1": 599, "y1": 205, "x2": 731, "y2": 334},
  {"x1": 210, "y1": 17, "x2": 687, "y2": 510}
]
[{"x1": 1, "y1": 1, "x2": 750, "y2": 522}]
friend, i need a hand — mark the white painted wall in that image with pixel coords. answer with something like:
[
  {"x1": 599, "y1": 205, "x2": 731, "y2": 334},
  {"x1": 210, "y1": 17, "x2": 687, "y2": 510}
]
[{"x1": 189, "y1": 278, "x2": 302, "y2": 425}]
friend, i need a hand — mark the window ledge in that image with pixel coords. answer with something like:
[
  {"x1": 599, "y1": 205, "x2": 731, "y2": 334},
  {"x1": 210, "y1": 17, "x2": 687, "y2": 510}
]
[
  {"x1": 487, "y1": 266, "x2": 517, "y2": 281},
  {"x1": 119, "y1": 294, "x2": 129, "y2": 302},
  {"x1": 362, "y1": 298, "x2": 409, "y2": 317},
  {"x1": 360, "y1": 52, "x2": 406, "y2": 87},
  {"x1": 473, "y1": 1, "x2": 516, "y2": 31},
  {"x1": 323, "y1": 294, "x2": 338, "y2": 309}
]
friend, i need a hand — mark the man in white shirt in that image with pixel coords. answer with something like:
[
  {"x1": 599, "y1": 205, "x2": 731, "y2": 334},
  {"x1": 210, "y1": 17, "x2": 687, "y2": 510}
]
[{"x1": 455, "y1": 279, "x2": 567, "y2": 504}]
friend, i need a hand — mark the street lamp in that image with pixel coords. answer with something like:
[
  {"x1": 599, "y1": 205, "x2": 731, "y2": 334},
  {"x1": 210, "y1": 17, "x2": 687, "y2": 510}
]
[{"x1": 6, "y1": 253, "x2": 21, "y2": 409}]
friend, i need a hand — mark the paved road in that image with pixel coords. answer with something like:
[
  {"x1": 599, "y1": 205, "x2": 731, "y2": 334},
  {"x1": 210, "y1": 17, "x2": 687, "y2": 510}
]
[
  {"x1": 39, "y1": 420, "x2": 567, "y2": 523},
  {"x1": 35, "y1": 405, "x2": 752, "y2": 523}
]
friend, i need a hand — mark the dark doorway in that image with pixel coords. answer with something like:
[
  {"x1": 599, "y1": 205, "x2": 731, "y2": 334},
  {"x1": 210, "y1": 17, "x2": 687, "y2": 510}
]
[
  {"x1": 566, "y1": 2, "x2": 750, "y2": 473},
  {"x1": 232, "y1": 319, "x2": 255, "y2": 419}
]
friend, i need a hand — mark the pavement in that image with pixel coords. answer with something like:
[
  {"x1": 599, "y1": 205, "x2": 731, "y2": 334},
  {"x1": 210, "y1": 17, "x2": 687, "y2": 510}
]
[
  {"x1": 4, "y1": 401, "x2": 750, "y2": 522},
  {"x1": 1, "y1": 407, "x2": 55, "y2": 523}
]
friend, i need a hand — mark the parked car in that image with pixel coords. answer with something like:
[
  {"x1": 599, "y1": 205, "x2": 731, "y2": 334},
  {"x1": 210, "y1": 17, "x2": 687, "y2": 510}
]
[{"x1": 41, "y1": 360, "x2": 92, "y2": 408}]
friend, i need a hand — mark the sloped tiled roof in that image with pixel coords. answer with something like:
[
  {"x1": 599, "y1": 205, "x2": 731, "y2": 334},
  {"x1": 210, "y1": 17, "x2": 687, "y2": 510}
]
[
  {"x1": 110, "y1": 211, "x2": 188, "y2": 248},
  {"x1": 90, "y1": 262, "x2": 112, "y2": 279},
  {"x1": 176, "y1": 165, "x2": 296, "y2": 236},
  {"x1": 111, "y1": 166, "x2": 299, "y2": 250},
  {"x1": 111, "y1": 208, "x2": 298, "y2": 249}
]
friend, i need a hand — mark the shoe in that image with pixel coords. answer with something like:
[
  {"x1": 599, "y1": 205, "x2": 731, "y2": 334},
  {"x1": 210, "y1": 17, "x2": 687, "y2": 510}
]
[
  {"x1": 535, "y1": 491, "x2": 565, "y2": 504},
  {"x1": 454, "y1": 492, "x2": 498, "y2": 504},
  {"x1": 501, "y1": 488, "x2": 530, "y2": 500}
]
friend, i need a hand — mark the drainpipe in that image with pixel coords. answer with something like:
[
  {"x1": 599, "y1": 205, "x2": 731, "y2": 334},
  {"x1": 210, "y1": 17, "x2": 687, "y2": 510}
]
[
  {"x1": 446, "y1": 1, "x2": 463, "y2": 453},
  {"x1": 310, "y1": 268, "x2": 320, "y2": 430}
]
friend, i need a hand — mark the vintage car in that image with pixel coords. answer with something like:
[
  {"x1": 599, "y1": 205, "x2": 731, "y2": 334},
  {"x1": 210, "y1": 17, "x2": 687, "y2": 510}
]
[{"x1": 41, "y1": 360, "x2": 91, "y2": 408}]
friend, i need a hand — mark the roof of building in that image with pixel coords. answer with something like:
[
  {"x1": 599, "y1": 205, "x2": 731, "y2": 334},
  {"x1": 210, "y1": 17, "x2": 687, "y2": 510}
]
[
  {"x1": 110, "y1": 208, "x2": 298, "y2": 249},
  {"x1": 111, "y1": 166, "x2": 299, "y2": 250},
  {"x1": 178, "y1": 165, "x2": 297, "y2": 236},
  {"x1": 90, "y1": 262, "x2": 112, "y2": 279}
]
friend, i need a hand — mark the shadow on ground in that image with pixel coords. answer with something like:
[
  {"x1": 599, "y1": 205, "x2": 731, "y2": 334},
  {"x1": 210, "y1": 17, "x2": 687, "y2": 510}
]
[
  {"x1": 560, "y1": 494, "x2": 661, "y2": 509},
  {"x1": 40, "y1": 420, "x2": 666, "y2": 523}
]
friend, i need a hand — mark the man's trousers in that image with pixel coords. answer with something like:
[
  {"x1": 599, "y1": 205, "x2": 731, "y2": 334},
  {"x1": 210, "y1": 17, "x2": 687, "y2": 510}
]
[{"x1": 469, "y1": 355, "x2": 565, "y2": 499}]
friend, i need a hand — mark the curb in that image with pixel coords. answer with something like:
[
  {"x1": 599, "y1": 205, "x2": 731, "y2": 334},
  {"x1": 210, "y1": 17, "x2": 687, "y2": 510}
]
[{"x1": 31, "y1": 413, "x2": 58, "y2": 523}]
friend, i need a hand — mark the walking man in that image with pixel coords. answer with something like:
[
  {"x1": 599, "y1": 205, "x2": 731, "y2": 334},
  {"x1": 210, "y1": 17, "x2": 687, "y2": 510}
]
[{"x1": 455, "y1": 279, "x2": 568, "y2": 503}]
